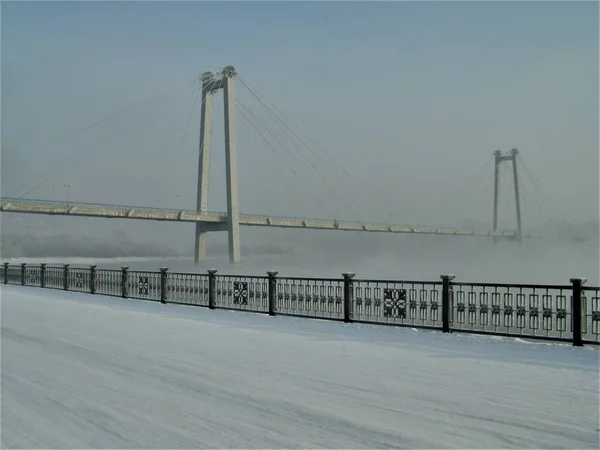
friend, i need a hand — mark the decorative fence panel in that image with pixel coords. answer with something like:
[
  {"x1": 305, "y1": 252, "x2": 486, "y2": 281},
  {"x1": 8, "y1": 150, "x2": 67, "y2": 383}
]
[
  {"x1": 215, "y1": 275, "x2": 269, "y2": 313},
  {"x1": 68, "y1": 267, "x2": 91, "y2": 293},
  {"x1": 582, "y1": 286, "x2": 600, "y2": 343},
  {"x1": 450, "y1": 283, "x2": 574, "y2": 341},
  {"x1": 275, "y1": 277, "x2": 344, "y2": 320},
  {"x1": 6, "y1": 265, "x2": 22, "y2": 285},
  {"x1": 44, "y1": 266, "x2": 65, "y2": 289},
  {"x1": 24, "y1": 265, "x2": 43, "y2": 288},
  {"x1": 352, "y1": 279, "x2": 444, "y2": 329},
  {"x1": 167, "y1": 273, "x2": 209, "y2": 306},
  {"x1": 95, "y1": 269, "x2": 122, "y2": 297},
  {"x1": 127, "y1": 271, "x2": 161, "y2": 301}
]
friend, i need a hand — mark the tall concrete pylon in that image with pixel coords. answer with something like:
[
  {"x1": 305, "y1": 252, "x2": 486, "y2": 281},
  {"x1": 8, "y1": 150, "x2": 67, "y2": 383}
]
[
  {"x1": 492, "y1": 148, "x2": 523, "y2": 245},
  {"x1": 194, "y1": 66, "x2": 241, "y2": 264}
]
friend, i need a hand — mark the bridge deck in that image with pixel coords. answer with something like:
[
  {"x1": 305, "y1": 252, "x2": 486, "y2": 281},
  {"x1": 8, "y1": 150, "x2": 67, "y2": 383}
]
[{"x1": 0, "y1": 198, "x2": 524, "y2": 238}]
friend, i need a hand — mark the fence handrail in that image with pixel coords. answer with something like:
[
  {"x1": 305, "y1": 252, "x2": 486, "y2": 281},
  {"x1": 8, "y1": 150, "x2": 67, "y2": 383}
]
[
  {"x1": 7, "y1": 263, "x2": 598, "y2": 290},
  {"x1": 2, "y1": 262, "x2": 598, "y2": 347}
]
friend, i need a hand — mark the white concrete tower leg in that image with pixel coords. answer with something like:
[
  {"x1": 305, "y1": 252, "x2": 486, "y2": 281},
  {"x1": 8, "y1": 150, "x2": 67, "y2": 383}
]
[
  {"x1": 195, "y1": 74, "x2": 214, "y2": 264},
  {"x1": 222, "y1": 67, "x2": 241, "y2": 264}
]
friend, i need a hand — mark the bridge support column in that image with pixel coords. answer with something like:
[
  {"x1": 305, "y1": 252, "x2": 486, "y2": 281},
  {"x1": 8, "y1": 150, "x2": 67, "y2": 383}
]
[
  {"x1": 194, "y1": 66, "x2": 241, "y2": 265},
  {"x1": 194, "y1": 224, "x2": 208, "y2": 263},
  {"x1": 511, "y1": 148, "x2": 523, "y2": 247},
  {"x1": 492, "y1": 150, "x2": 501, "y2": 244},
  {"x1": 492, "y1": 148, "x2": 523, "y2": 245},
  {"x1": 195, "y1": 72, "x2": 214, "y2": 265},
  {"x1": 223, "y1": 69, "x2": 241, "y2": 264}
]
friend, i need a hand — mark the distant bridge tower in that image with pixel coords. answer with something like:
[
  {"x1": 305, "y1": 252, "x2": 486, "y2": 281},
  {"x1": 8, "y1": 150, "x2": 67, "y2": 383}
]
[
  {"x1": 493, "y1": 148, "x2": 523, "y2": 244},
  {"x1": 195, "y1": 66, "x2": 241, "y2": 264}
]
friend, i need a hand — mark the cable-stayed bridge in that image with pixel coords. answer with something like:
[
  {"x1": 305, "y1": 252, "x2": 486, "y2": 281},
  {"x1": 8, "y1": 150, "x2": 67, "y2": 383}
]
[
  {"x1": 0, "y1": 197, "x2": 530, "y2": 238},
  {"x1": 1, "y1": 66, "x2": 560, "y2": 263}
]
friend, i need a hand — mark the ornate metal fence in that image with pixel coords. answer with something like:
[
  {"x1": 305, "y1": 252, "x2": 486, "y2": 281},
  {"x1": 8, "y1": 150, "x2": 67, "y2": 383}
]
[
  {"x1": 167, "y1": 272, "x2": 210, "y2": 306},
  {"x1": 275, "y1": 276, "x2": 344, "y2": 320},
  {"x1": 582, "y1": 286, "x2": 600, "y2": 343},
  {"x1": 95, "y1": 269, "x2": 122, "y2": 297},
  {"x1": 45, "y1": 265, "x2": 65, "y2": 289},
  {"x1": 215, "y1": 275, "x2": 269, "y2": 313},
  {"x1": 2, "y1": 262, "x2": 599, "y2": 346},
  {"x1": 450, "y1": 282, "x2": 575, "y2": 341},
  {"x1": 23, "y1": 264, "x2": 43, "y2": 288},
  {"x1": 67, "y1": 267, "x2": 91, "y2": 293},
  {"x1": 127, "y1": 270, "x2": 161, "y2": 302},
  {"x1": 352, "y1": 279, "x2": 444, "y2": 329},
  {"x1": 5, "y1": 264, "x2": 22, "y2": 285}
]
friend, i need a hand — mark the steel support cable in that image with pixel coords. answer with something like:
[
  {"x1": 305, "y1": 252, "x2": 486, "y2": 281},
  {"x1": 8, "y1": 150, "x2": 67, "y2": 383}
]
[
  {"x1": 236, "y1": 88, "x2": 367, "y2": 222},
  {"x1": 236, "y1": 104, "x2": 329, "y2": 211},
  {"x1": 502, "y1": 163, "x2": 536, "y2": 232},
  {"x1": 235, "y1": 99, "x2": 342, "y2": 202},
  {"x1": 237, "y1": 103, "x2": 299, "y2": 183},
  {"x1": 240, "y1": 118, "x2": 326, "y2": 216},
  {"x1": 15, "y1": 83, "x2": 202, "y2": 200},
  {"x1": 519, "y1": 167, "x2": 553, "y2": 216},
  {"x1": 237, "y1": 83, "x2": 370, "y2": 222},
  {"x1": 14, "y1": 76, "x2": 197, "y2": 157},
  {"x1": 519, "y1": 169, "x2": 561, "y2": 231},
  {"x1": 12, "y1": 82, "x2": 197, "y2": 199},
  {"x1": 237, "y1": 103, "x2": 301, "y2": 208},
  {"x1": 12, "y1": 102, "x2": 164, "y2": 198},
  {"x1": 238, "y1": 76, "x2": 407, "y2": 225},
  {"x1": 425, "y1": 154, "x2": 495, "y2": 226},
  {"x1": 236, "y1": 110, "x2": 330, "y2": 214},
  {"x1": 237, "y1": 79, "x2": 370, "y2": 210},
  {"x1": 508, "y1": 162, "x2": 551, "y2": 219},
  {"x1": 517, "y1": 154, "x2": 557, "y2": 214},
  {"x1": 517, "y1": 155, "x2": 554, "y2": 214},
  {"x1": 77, "y1": 83, "x2": 206, "y2": 206},
  {"x1": 516, "y1": 154, "x2": 575, "y2": 229},
  {"x1": 238, "y1": 75, "x2": 362, "y2": 183},
  {"x1": 238, "y1": 78, "x2": 351, "y2": 190},
  {"x1": 236, "y1": 98, "x2": 342, "y2": 200},
  {"x1": 238, "y1": 99, "x2": 365, "y2": 222},
  {"x1": 446, "y1": 156, "x2": 500, "y2": 230},
  {"x1": 462, "y1": 170, "x2": 496, "y2": 228},
  {"x1": 239, "y1": 75, "x2": 389, "y2": 224},
  {"x1": 15, "y1": 115, "x2": 159, "y2": 200},
  {"x1": 151, "y1": 80, "x2": 205, "y2": 159},
  {"x1": 503, "y1": 162, "x2": 550, "y2": 234},
  {"x1": 236, "y1": 104, "x2": 298, "y2": 182}
]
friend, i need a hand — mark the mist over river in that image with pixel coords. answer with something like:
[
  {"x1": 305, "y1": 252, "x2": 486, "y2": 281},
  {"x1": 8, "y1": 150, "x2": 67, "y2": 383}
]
[{"x1": 9, "y1": 234, "x2": 598, "y2": 285}]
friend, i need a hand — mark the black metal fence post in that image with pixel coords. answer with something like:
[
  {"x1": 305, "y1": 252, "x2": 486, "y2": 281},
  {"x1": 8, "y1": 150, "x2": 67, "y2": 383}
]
[
  {"x1": 441, "y1": 274, "x2": 455, "y2": 333},
  {"x1": 343, "y1": 272, "x2": 355, "y2": 323},
  {"x1": 90, "y1": 265, "x2": 97, "y2": 294},
  {"x1": 121, "y1": 266, "x2": 129, "y2": 298},
  {"x1": 267, "y1": 271, "x2": 278, "y2": 316},
  {"x1": 570, "y1": 277, "x2": 586, "y2": 347},
  {"x1": 40, "y1": 264, "x2": 46, "y2": 288},
  {"x1": 20, "y1": 263, "x2": 26, "y2": 286},
  {"x1": 3, "y1": 263, "x2": 8, "y2": 284},
  {"x1": 160, "y1": 267, "x2": 168, "y2": 304},
  {"x1": 208, "y1": 269, "x2": 217, "y2": 309},
  {"x1": 63, "y1": 264, "x2": 70, "y2": 290}
]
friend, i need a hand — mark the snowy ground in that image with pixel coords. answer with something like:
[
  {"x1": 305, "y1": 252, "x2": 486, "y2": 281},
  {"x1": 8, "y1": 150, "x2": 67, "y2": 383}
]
[{"x1": 1, "y1": 286, "x2": 599, "y2": 449}]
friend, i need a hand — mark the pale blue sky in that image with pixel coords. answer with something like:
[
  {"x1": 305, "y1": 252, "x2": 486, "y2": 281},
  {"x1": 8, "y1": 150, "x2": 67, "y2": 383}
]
[{"x1": 2, "y1": 1, "x2": 598, "y2": 233}]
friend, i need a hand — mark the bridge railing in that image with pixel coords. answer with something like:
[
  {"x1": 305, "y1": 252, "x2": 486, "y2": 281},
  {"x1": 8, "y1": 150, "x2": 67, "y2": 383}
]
[
  {"x1": 2, "y1": 262, "x2": 598, "y2": 346},
  {"x1": 0, "y1": 197, "x2": 229, "y2": 216},
  {"x1": 1, "y1": 197, "x2": 506, "y2": 233}
]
